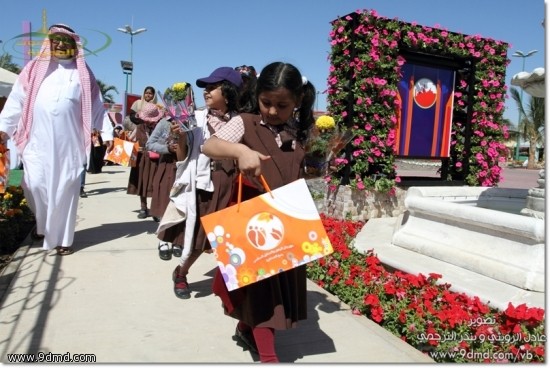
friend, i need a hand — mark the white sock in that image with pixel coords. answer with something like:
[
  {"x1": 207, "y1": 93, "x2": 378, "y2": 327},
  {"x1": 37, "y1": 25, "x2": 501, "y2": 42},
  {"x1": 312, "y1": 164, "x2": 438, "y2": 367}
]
[{"x1": 159, "y1": 241, "x2": 170, "y2": 251}]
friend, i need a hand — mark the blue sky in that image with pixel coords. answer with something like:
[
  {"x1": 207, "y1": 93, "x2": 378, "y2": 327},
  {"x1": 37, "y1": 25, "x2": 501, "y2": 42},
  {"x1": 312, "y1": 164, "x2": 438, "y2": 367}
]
[{"x1": 0, "y1": 0, "x2": 546, "y2": 125}]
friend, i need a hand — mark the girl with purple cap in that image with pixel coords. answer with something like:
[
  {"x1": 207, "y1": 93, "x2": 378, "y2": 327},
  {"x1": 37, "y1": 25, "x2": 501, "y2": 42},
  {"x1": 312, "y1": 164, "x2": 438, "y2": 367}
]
[{"x1": 163, "y1": 66, "x2": 244, "y2": 300}]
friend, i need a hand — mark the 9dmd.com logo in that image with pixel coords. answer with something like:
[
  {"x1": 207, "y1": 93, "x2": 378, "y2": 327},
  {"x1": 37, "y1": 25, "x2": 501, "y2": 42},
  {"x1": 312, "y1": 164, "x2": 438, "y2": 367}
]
[{"x1": 2, "y1": 29, "x2": 112, "y2": 61}]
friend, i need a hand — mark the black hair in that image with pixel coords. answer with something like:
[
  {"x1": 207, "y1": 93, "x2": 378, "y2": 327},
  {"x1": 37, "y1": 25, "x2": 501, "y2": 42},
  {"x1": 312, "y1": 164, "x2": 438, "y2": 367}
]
[
  {"x1": 256, "y1": 62, "x2": 316, "y2": 143},
  {"x1": 238, "y1": 74, "x2": 258, "y2": 113},
  {"x1": 219, "y1": 80, "x2": 240, "y2": 113},
  {"x1": 143, "y1": 86, "x2": 156, "y2": 95}
]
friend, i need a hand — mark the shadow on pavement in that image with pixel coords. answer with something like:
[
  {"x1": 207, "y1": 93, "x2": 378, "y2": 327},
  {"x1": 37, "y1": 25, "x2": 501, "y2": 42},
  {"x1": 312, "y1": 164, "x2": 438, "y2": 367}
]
[
  {"x1": 276, "y1": 290, "x2": 341, "y2": 362},
  {"x1": 74, "y1": 221, "x2": 158, "y2": 252}
]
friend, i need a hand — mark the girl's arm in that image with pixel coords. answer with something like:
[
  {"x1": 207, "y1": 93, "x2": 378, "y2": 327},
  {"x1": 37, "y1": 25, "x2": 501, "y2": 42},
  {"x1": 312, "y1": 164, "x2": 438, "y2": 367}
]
[
  {"x1": 202, "y1": 136, "x2": 270, "y2": 177},
  {"x1": 173, "y1": 122, "x2": 189, "y2": 161},
  {"x1": 146, "y1": 120, "x2": 170, "y2": 154}
]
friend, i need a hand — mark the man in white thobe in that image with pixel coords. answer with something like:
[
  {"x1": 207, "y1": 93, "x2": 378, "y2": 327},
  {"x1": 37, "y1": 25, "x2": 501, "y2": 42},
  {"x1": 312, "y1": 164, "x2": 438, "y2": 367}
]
[{"x1": 0, "y1": 24, "x2": 113, "y2": 255}]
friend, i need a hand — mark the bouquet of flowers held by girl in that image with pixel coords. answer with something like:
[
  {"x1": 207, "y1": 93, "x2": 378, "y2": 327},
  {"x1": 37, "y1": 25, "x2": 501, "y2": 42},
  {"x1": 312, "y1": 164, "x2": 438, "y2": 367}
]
[
  {"x1": 304, "y1": 115, "x2": 354, "y2": 176},
  {"x1": 158, "y1": 82, "x2": 196, "y2": 130}
]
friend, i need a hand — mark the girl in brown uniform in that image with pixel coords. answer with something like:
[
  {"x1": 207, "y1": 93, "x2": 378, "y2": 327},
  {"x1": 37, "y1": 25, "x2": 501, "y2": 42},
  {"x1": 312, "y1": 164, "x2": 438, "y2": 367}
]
[{"x1": 202, "y1": 62, "x2": 316, "y2": 363}]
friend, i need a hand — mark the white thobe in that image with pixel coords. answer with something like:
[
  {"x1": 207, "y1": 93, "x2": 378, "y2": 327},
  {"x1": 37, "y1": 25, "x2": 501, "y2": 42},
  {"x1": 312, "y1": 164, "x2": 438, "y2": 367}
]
[{"x1": 0, "y1": 60, "x2": 113, "y2": 250}]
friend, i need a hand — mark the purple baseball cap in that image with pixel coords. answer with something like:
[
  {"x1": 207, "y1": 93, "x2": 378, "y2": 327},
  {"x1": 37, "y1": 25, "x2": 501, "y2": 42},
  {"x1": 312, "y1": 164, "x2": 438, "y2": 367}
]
[{"x1": 196, "y1": 67, "x2": 243, "y2": 88}]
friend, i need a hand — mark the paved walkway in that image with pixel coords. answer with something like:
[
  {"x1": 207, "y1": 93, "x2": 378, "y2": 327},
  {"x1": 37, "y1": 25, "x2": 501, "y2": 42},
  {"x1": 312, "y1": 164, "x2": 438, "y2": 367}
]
[{"x1": 0, "y1": 165, "x2": 433, "y2": 364}]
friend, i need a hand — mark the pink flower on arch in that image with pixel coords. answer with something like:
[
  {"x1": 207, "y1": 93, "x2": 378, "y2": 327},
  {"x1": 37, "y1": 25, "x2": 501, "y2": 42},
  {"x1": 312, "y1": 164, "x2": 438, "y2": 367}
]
[{"x1": 334, "y1": 158, "x2": 348, "y2": 165}]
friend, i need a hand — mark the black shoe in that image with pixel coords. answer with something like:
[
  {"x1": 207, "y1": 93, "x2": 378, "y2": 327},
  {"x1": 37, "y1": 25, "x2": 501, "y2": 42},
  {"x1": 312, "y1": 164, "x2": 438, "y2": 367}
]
[
  {"x1": 137, "y1": 209, "x2": 148, "y2": 219},
  {"x1": 173, "y1": 266, "x2": 191, "y2": 299},
  {"x1": 152, "y1": 216, "x2": 160, "y2": 222},
  {"x1": 172, "y1": 245, "x2": 183, "y2": 258},
  {"x1": 31, "y1": 227, "x2": 45, "y2": 240},
  {"x1": 80, "y1": 188, "x2": 88, "y2": 198},
  {"x1": 234, "y1": 327, "x2": 258, "y2": 354},
  {"x1": 158, "y1": 242, "x2": 172, "y2": 261}
]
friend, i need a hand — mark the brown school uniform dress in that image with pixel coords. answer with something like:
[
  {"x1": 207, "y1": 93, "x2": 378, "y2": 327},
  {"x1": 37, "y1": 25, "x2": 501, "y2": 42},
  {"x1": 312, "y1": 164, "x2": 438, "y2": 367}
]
[
  {"x1": 212, "y1": 113, "x2": 308, "y2": 330},
  {"x1": 150, "y1": 151, "x2": 177, "y2": 217},
  {"x1": 161, "y1": 118, "x2": 239, "y2": 252},
  {"x1": 192, "y1": 123, "x2": 238, "y2": 251},
  {"x1": 151, "y1": 151, "x2": 184, "y2": 244},
  {"x1": 127, "y1": 122, "x2": 158, "y2": 197}
]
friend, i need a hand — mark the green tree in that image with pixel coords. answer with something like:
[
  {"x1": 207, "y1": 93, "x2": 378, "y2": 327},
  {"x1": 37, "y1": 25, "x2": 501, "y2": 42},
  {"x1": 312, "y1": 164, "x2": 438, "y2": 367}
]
[
  {"x1": 0, "y1": 53, "x2": 21, "y2": 74},
  {"x1": 96, "y1": 79, "x2": 119, "y2": 104},
  {"x1": 501, "y1": 117, "x2": 514, "y2": 130},
  {"x1": 510, "y1": 87, "x2": 545, "y2": 169}
]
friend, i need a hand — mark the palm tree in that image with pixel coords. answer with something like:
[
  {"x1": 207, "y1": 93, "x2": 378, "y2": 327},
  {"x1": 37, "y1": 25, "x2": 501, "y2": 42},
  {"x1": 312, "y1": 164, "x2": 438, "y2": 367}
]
[
  {"x1": 0, "y1": 53, "x2": 21, "y2": 74},
  {"x1": 500, "y1": 117, "x2": 517, "y2": 160},
  {"x1": 510, "y1": 87, "x2": 545, "y2": 169},
  {"x1": 96, "y1": 79, "x2": 119, "y2": 104}
]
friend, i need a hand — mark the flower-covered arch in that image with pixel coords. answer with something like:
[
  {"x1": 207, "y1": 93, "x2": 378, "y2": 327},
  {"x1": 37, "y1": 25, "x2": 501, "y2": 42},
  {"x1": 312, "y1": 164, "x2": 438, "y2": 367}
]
[{"x1": 326, "y1": 9, "x2": 510, "y2": 193}]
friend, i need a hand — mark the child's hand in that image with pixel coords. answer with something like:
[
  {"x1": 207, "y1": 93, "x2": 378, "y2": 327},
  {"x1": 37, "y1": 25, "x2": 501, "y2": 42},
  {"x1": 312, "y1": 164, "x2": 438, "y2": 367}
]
[
  {"x1": 167, "y1": 143, "x2": 179, "y2": 153},
  {"x1": 237, "y1": 148, "x2": 271, "y2": 177},
  {"x1": 0, "y1": 131, "x2": 8, "y2": 145},
  {"x1": 170, "y1": 121, "x2": 186, "y2": 137}
]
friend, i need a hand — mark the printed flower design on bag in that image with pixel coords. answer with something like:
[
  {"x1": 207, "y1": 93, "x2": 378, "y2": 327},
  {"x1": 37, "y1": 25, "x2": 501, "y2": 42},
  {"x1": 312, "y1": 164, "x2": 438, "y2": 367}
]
[
  {"x1": 205, "y1": 214, "x2": 332, "y2": 290},
  {"x1": 201, "y1": 179, "x2": 334, "y2": 291}
]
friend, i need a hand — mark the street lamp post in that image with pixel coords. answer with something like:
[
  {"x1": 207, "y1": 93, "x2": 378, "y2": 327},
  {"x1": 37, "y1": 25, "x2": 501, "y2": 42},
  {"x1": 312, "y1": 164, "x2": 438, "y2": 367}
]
[
  {"x1": 117, "y1": 25, "x2": 147, "y2": 93},
  {"x1": 120, "y1": 61, "x2": 133, "y2": 94},
  {"x1": 511, "y1": 49, "x2": 538, "y2": 161}
]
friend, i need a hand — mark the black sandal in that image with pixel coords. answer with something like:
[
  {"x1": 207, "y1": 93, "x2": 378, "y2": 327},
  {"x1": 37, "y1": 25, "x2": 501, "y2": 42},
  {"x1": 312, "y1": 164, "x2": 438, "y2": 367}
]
[
  {"x1": 172, "y1": 245, "x2": 183, "y2": 257},
  {"x1": 234, "y1": 327, "x2": 258, "y2": 354},
  {"x1": 173, "y1": 266, "x2": 191, "y2": 299},
  {"x1": 31, "y1": 227, "x2": 45, "y2": 240},
  {"x1": 158, "y1": 242, "x2": 172, "y2": 261},
  {"x1": 55, "y1": 246, "x2": 74, "y2": 256}
]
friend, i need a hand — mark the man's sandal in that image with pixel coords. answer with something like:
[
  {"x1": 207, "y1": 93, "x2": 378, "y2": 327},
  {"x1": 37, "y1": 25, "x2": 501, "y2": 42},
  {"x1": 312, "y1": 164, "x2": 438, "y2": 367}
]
[
  {"x1": 31, "y1": 227, "x2": 45, "y2": 240},
  {"x1": 55, "y1": 246, "x2": 74, "y2": 256}
]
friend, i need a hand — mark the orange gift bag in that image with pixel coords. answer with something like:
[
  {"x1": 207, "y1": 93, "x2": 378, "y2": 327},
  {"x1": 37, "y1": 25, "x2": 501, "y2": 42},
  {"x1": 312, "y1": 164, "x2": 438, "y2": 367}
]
[
  {"x1": 104, "y1": 137, "x2": 139, "y2": 167},
  {"x1": 200, "y1": 174, "x2": 333, "y2": 291},
  {"x1": 0, "y1": 143, "x2": 10, "y2": 193}
]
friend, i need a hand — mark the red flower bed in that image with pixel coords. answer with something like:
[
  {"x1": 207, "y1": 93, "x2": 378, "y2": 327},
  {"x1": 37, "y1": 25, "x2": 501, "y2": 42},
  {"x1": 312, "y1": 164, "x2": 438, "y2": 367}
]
[{"x1": 306, "y1": 214, "x2": 545, "y2": 363}]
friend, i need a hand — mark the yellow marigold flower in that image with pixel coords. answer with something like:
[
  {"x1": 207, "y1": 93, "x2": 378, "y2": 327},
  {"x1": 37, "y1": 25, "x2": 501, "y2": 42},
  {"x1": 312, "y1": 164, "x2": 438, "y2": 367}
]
[
  {"x1": 168, "y1": 82, "x2": 189, "y2": 102},
  {"x1": 172, "y1": 82, "x2": 187, "y2": 91},
  {"x1": 315, "y1": 115, "x2": 336, "y2": 130},
  {"x1": 4, "y1": 193, "x2": 12, "y2": 200}
]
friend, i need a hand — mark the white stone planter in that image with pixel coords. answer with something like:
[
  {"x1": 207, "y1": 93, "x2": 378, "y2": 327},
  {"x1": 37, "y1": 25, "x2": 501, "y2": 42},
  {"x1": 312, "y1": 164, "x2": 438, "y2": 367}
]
[{"x1": 391, "y1": 187, "x2": 545, "y2": 292}]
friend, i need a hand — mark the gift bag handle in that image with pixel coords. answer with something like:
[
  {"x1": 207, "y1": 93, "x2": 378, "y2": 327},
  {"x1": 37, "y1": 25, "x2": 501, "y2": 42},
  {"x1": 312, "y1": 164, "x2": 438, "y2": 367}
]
[{"x1": 237, "y1": 173, "x2": 273, "y2": 212}]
